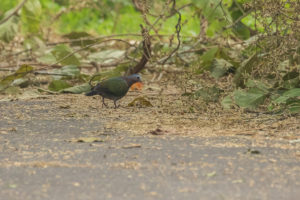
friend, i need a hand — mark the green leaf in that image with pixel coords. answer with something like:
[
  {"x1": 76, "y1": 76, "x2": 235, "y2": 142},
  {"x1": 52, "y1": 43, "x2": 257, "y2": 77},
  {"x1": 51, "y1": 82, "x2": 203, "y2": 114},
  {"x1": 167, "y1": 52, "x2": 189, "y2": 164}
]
[
  {"x1": 51, "y1": 44, "x2": 80, "y2": 66},
  {"x1": 0, "y1": 65, "x2": 33, "y2": 91},
  {"x1": 287, "y1": 101, "x2": 300, "y2": 113},
  {"x1": 37, "y1": 52, "x2": 57, "y2": 64},
  {"x1": 88, "y1": 49, "x2": 125, "y2": 63},
  {"x1": 21, "y1": 0, "x2": 42, "y2": 34},
  {"x1": 61, "y1": 83, "x2": 91, "y2": 94},
  {"x1": 52, "y1": 65, "x2": 80, "y2": 80},
  {"x1": 221, "y1": 95, "x2": 233, "y2": 109},
  {"x1": 210, "y1": 58, "x2": 233, "y2": 78},
  {"x1": 233, "y1": 88, "x2": 267, "y2": 109},
  {"x1": 48, "y1": 80, "x2": 71, "y2": 91},
  {"x1": 194, "y1": 86, "x2": 223, "y2": 102},
  {"x1": 0, "y1": 10, "x2": 19, "y2": 43},
  {"x1": 273, "y1": 88, "x2": 300, "y2": 104},
  {"x1": 11, "y1": 78, "x2": 30, "y2": 88},
  {"x1": 245, "y1": 79, "x2": 270, "y2": 93},
  {"x1": 62, "y1": 31, "x2": 94, "y2": 46},
  {"x1": 200, "y1": 47, "x2": 219, "y2": 69}
]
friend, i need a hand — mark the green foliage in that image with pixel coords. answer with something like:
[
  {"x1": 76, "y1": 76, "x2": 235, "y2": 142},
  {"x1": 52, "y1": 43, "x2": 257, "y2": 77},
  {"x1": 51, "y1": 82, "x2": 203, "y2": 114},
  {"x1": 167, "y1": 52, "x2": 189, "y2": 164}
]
[
  {"x1": 21, "y1": 0, "x2": 42, "y2": 35},
  {"x1": 233, "y1": 88, "x2": 267, "y2": 109},
  {"x1": 61, "y1": 83, "x2": 91, "y2": 94},
  {"x1": 51, "y1": 45, "x2": 80, "y2": 66},
  {"x1": 0, "y1": 0, "x2": 299, "y2": 114},
  {"x1": 0, "y1": 65, "x2": 33, "y2": 91},
  {"x1": 48, "y1": 80, "x2": 71, "y2": 91},
  {"x1": 210, "y1": 58, "x2": 234, "y2": 79},
  {"x1": 0, "y1": 10, "x2": 19, "y2": 43},
  {"x1": 52, "y1": 65, "x2": 80, "y2": 80},
  {"x1": 194, "y1": 86, "x2": 223, "y2": 102}
]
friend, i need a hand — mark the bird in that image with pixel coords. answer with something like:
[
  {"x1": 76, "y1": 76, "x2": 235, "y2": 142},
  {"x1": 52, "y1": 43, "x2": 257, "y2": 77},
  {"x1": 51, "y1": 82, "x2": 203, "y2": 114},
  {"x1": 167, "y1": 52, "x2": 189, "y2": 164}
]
[{"x1": 85, "y1": 74, "x2": 142, "y2": 108}]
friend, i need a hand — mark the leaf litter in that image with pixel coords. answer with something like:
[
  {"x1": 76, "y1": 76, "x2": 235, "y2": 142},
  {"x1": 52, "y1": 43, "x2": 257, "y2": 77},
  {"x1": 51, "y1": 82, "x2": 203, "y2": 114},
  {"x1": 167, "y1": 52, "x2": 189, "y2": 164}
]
[{"x1": 0, "y1": 73, "x2": 299, "y2": 154}]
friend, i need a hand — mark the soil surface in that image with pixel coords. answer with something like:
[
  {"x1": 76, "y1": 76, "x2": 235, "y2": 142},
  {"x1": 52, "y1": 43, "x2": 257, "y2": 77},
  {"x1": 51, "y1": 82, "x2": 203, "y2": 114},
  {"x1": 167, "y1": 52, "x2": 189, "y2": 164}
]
[{"x1": 0, "y1": 94, "x2": 299, "y2": 200}]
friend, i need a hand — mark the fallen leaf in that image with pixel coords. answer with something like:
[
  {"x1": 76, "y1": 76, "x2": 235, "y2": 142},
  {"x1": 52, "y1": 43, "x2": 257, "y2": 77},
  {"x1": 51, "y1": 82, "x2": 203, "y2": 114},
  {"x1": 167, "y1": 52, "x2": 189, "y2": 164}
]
[
  {"x1": 206, "y1": 171, "x2": 216, "y2": 177},
  {"x1": 122, "y1": 144, "x2": 142, "y2": 149},
  {"x1": 68, "y1": 137, "x2": 104, "y2": 143},
  {"x1": 246, "y1": 148, "x2": 261, "y2": 154},
  {"x1": 128, "y1": 96, "x2": 153, "y2": 107},
  {"x1": 149, "y1": 128, "x2": 164, "y2": 135}
]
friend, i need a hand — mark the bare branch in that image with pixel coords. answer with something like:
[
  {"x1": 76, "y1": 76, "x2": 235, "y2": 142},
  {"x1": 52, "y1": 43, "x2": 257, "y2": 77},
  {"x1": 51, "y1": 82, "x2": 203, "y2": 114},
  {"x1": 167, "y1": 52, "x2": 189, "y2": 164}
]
[
  {"x1": 128, "y1": 24, "x2": 151, "y2": 74},
  {"x1": 159, "y1": 1, "x2": 182, "y2": 65}
]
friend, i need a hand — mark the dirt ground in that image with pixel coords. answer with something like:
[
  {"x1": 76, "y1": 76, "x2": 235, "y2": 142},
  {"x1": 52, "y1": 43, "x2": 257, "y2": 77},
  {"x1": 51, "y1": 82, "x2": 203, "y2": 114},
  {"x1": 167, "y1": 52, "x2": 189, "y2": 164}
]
[{"x1": 0, "y1": 79, "x2": 300, "y2": 199}]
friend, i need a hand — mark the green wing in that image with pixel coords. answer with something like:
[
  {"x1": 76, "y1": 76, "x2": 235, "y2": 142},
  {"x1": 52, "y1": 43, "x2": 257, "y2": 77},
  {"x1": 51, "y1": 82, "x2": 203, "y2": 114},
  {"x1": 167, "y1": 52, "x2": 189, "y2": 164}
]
[{"x1": 98, "y1": 77, "x2": 129, "y2": 97}]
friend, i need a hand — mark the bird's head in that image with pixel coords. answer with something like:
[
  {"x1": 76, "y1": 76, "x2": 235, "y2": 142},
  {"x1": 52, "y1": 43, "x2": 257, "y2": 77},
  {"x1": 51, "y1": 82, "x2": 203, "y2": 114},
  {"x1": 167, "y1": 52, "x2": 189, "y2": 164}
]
[
  {"x1": 125, "y1": 74, "x2": 142, "y2": 88},
  {"x1": 128, "y1": 74, "x2": 142, "y2": 83}
]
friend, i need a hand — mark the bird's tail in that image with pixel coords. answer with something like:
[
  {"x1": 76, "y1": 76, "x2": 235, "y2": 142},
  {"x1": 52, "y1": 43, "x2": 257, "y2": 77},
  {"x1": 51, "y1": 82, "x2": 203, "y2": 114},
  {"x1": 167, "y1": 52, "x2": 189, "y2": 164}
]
[{"x1": 85, "y1": 90, "x2": 97, "y2": 96}]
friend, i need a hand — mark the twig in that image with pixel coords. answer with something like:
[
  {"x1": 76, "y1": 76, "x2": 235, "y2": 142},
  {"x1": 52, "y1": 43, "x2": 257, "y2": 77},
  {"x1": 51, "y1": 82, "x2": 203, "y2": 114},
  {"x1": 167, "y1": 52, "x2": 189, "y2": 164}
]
[
  {"x1": 0, "y1": 0, "x2": 28, "y2": 25},
  {"x1": 46, "y1": 33, "x2": 143, "y2": 46},
  {"x1": 160, "y1": 0, "x2": 182, "y2": 65},
  {"x1": 0, "y1": 68, "x2": 75, "y2": 76},
  {"x1": 46, "y1": 38, "x2": 137, "y2": 69}
]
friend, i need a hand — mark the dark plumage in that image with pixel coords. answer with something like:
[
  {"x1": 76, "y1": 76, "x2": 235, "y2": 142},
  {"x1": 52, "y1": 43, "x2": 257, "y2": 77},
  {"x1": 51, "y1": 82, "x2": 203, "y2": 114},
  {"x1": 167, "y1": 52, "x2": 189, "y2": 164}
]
[{"x1": 86, "y1": 74, "x2": 142, "y2": 108}]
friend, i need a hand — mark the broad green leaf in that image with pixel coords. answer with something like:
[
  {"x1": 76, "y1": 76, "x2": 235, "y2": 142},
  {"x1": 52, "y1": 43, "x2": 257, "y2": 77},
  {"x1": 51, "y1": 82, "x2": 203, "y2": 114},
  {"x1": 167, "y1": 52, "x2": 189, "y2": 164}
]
[
  {"x1": 194, "y1": 86, "x2": 223, "y2": 102},
  {"x1": 61, "y1": 83, "x2": 91, "y2": 94},
  {"x1": 287, "y1": 101, "x2": 300, "y2": 113},
  {"x1": 245, "y1": 79, "x2": 270, "y2": 93},
  {"x1": 200, "y1": 47, "x2": 219, "y2": 69},
  {"x1": 210, "y1": 58, "x2": 233, "y2": 78},
  {"x1": 52, "y1": 65, "x2": 80, "y2": 80},
  {"x1": 234, "y1": 88, "x2": 267, "y2": 109},
  {"x1": 37, "y1": 52, "x2": 57, "y2": 64},
  {"x1": 221, "y1": 95, "x2": 233, "y2": 109},
  {"x1": 0, "y1": 9, "x2": 19, "y2": 43},
  {"x1": 273, "y1": 88, "x2": 300, "y2": 104},
  {"x1": 48, "y1": 80, "x2": 71, "y2": 91},
  {"x1": 232, "y1": 22, "x2": 250, "y2": 40},
  {"x1": 62, "y1": 31, "x2": 95, "y2": 46},
  {"x1": 21, "y1": 0, "x2": 42, "y2": 34},
  {"x1": 51, "y1": 44, "x2": 80, "y2": 66},
  {"x1": 88, "y1": 49, "x2": 125, "y2": 63},
  {"x1": 0, "y1": 65, "x2": 33, "y2": 91},
  {"x1": 11, "y1": 78, "x2": 30, "y2": 88}
]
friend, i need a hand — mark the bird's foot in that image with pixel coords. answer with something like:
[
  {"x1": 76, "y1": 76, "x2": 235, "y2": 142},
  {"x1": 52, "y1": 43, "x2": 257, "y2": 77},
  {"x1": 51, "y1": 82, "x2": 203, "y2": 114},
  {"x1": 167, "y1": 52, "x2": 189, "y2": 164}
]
[
  {"x1": 102, "y1": 103, "x2": 108, "y2": 108},
  {"x1": 114, "y1": 101, "x2": 120, "y2": 109}
]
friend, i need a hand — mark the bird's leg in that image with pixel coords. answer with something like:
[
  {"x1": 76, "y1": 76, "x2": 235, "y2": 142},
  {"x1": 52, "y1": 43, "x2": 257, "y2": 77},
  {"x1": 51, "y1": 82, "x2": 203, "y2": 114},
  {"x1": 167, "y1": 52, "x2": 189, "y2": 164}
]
[
  {"x1": 102, "y1": 97, "x2": 108, "y2": 108},
  {"x1": 113, "y1": 100, "x2": 119, "y2": 109}
]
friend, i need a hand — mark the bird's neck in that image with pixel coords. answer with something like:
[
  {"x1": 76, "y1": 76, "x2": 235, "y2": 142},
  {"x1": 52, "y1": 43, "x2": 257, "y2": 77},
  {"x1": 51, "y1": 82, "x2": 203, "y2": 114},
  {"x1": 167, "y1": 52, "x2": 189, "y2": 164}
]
[{"x1": 124, "y1": 77, "x2": 138, "y2": 87}]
